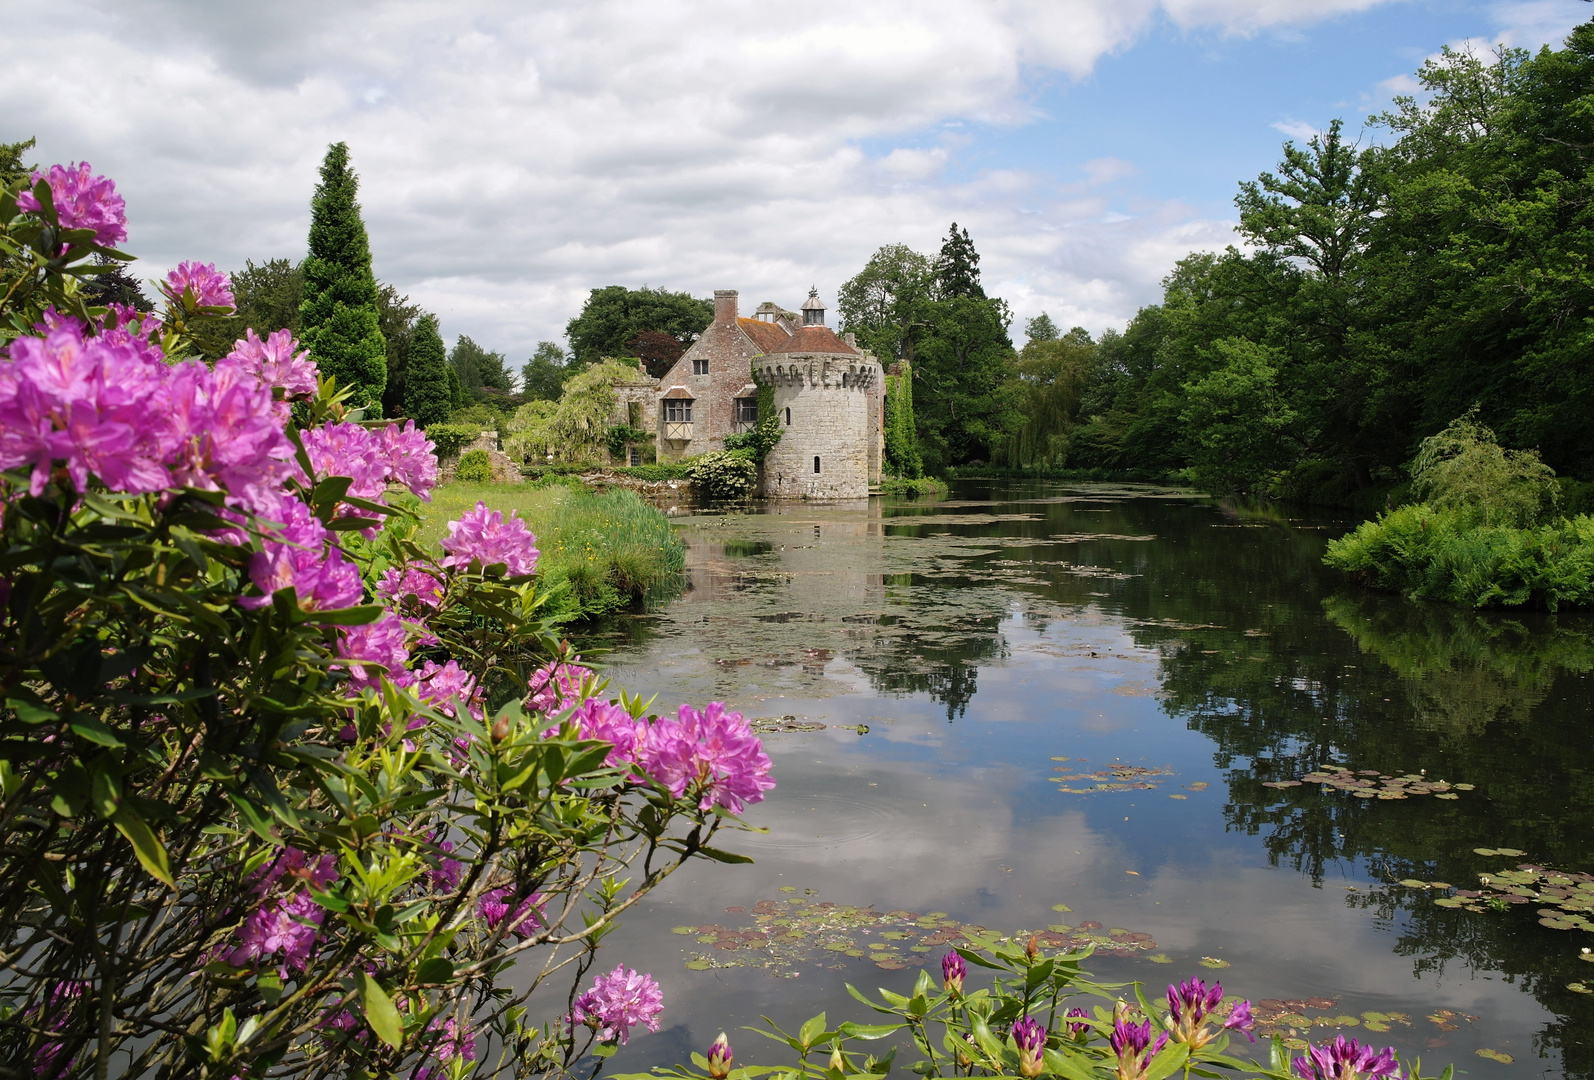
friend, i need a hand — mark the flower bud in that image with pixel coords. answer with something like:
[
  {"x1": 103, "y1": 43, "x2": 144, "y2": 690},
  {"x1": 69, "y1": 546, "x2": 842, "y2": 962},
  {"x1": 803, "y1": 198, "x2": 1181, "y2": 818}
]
[
  {"x1": 941, "y1": 951, "x2": 967, "y2": 996},
  {"x1": 491, "y1": 713, "x2": 512, "y2": 742},
  {"x1": 707, "y1": 1033, "x2": 733, "y2": 1079},
  {"x1": 1025, "y1": 934, "x2": 1039, "y2": 961},
  {"x1": 1012, "y1": 1015, "x2": 1045, "y2": 1079},
  {"x1": 828, "y1": 1046, "x2": 845, "y2": 1074}
]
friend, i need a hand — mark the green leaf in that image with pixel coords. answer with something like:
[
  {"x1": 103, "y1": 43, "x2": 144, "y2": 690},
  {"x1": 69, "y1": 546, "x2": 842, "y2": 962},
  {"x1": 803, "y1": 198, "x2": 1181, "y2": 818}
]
[
  {"x1": 360, "y1": 972, "x2": 404, "y2": 1049},
  {"x1": 112, "y1": 806, "x2": 173, "y2": 886},
  {"x1": 697, "y1": 845, "x2": 755, "y2": 864},
  {"x1": 6, "y1": 697, "x2": 58, "y2": 724},
  {"x1": 798, "y1": 1014, "x2": 827, "y2": 1051},
  {"x1": 69, "y1": 712, "x2": 124, "y2": 747},
  {"x1": 310, "y1": 604, "x2": 385, "y2": 626},
  {"x1": 1145, "y1": 1040, "x2": 1190, "y2": 1080},
  {"x1": 417, "y1": 957, "x2": 455, "y2": 984},
  {"x1": 837, "y1": 1023, "x2": 905, "y2": 1040}
]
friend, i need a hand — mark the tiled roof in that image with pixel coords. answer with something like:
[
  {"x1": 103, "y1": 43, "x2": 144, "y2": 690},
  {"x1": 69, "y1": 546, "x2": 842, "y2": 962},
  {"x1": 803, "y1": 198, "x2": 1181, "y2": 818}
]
[
  {"x1": 737, "y1": 317, "x2": 790, "y2": 354},
  {"x1": 662, "y1": 386, "x2": 694, "y2": 399},
  {"x1": 767, "y1": 324, "x2": 858, "y2": 356}
]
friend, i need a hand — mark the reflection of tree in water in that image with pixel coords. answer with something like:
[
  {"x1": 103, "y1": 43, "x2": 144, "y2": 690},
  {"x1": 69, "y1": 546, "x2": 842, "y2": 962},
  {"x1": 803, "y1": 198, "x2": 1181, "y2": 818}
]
[
  {"x1": 849, "y1": 601, "x2": 1008, "y2": 720},
  {"x1": 1143, "y1": 586, "x2": 1594, "y2": 1077}
]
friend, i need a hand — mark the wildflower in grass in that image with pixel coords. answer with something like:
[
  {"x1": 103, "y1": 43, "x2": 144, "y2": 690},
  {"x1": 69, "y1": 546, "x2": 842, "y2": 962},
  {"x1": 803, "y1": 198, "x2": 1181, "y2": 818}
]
[
  {"x1": 1167, "y1": 977, "x2": 1254, "y2": 1048},
  {"x1": 228, "y1": 891, "x2": 325, "y2": 973},
  {"x1": 706, "y1": 1033, "x2": 733, "y2": 1079},
  {"x1": 336, "y1": 611, "x2": 410, "y2": 691},
  {"x1": 1110, "y1": 1010, "x2": 1168, "y2": 1080},
  {"x1": 441, "y1": 501, "x2": 539, "y2": 575},
  {"x1": 640, "y1": 702, "x2": 775, "y2": 814},
  {"x1": 1292, "y1": 1037, "x2": 1402, "y2": 1080},
  {"x1": 162, "y1": 261, "x2": 235, "y2": 310},
  {"x1": 1012, "y1": 1015, "x2": 1046, "y2": 1078},
  {"x1": 942, "y1": 950, "x2": 966, "y2": 995},
  {"x1": 478, "y1": 888, "x2": 545, "y2": 939},
  {"x1": 17, "y1": 161, "x2": 127, "y2": 248},
  {"x1": 569, "y1": 965, "x2": 663, "y2": 1045}
]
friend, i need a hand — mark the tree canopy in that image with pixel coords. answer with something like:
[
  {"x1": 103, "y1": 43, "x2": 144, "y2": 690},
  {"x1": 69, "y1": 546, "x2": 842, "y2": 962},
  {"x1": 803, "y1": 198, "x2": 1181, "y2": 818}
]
[
  {"x1": 521, "y1": 341, "x2": 568, "y2": 401},
  {"x1": 564, "y1": 285, "x2": 713, "y2": 371},
  {"x1": 299, "y1": 142, "x2": 388, "y2": 415},
  {"x1": 404, "y1": 313, "x2": 452, "y2": 427}
]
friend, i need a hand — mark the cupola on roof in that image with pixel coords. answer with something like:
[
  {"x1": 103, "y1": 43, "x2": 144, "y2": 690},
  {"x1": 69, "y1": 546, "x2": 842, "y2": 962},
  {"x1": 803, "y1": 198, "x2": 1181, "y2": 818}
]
[{"x1": 800, "y1": 287, "x2": 826, "y2": 326}]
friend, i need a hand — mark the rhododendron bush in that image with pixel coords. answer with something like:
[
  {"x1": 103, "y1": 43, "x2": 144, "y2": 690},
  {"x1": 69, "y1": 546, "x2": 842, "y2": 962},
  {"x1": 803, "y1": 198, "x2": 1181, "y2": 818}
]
[{"x1": 0, "y1": 165, "x2": 773, "y2": 1078}]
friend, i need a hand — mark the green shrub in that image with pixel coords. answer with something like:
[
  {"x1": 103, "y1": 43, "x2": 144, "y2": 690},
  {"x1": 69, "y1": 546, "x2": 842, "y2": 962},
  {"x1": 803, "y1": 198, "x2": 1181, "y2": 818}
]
[
  {"x1": 685, "y1": 449, "x2": 758, "y2": 500},
  {"x1": 424, "y1": 421, "x2": 480, "y2": 458},
  {"x1": 455, "y1": 447, "x2": 494, "y2": 482},
  {"x1": 879, "y1": 475, "x2": 949, "y2": 497},
  {"x1": 616, "y1": 463, "x2": 690, "y2": 482},
  {"x1": 1410, "y1": 408, "x2": 1559, "y2": 527},
  {"x1": 1324, "y1": 503, "x2": 1594, "y2": 610}
]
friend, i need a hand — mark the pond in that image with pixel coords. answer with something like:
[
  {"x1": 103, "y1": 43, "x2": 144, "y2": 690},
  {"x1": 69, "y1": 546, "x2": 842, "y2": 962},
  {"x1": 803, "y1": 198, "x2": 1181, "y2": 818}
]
[{"x1": 586, "y1": 481, "x2": 1594, "y2": 1079}]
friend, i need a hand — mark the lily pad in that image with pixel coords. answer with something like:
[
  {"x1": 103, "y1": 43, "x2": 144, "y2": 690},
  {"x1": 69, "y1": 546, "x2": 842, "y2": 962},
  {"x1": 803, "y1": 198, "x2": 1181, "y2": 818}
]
[
  {"x1": 1147, "y1": 953, "x2": 1172, "y2": 964},
  {"x1": 1199, "y1": 957, "x2": 1230, "y2": 969},
  {"x1": 1475, "y1": 1050, "x2": 1514, "y2": 1064}
]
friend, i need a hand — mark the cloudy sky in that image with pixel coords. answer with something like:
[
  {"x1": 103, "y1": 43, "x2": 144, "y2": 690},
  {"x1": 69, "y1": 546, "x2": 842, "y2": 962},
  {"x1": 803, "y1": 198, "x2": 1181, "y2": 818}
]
[{"x1": 4, "y1": 0, "x2": 1588, "y2": 361}]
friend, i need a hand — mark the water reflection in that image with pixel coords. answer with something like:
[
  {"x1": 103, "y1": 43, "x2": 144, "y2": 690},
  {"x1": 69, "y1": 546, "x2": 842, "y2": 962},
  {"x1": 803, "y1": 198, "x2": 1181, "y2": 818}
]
[{"x1": 590, "y1": 484, "x2": 1594, "y2": 1079}]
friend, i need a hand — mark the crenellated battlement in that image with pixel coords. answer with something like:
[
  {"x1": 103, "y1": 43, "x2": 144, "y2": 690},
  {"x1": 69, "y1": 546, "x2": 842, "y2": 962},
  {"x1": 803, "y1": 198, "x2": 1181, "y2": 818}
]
[{"x1": 755, "y1": 356, "x2": 879, "y2": 391}]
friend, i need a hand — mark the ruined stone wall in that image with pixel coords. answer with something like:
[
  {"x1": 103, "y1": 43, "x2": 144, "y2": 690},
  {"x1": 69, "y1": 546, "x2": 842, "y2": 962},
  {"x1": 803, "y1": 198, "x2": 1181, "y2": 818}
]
[{"x1": 756, "y1": 354, "x2": 879, "y2": 499}]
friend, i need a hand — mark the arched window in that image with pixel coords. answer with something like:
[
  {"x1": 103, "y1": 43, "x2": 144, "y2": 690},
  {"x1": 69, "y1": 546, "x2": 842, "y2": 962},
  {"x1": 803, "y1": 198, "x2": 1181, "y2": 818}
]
[
  {"x1": 813, "y1": 456, "x2": 821, "y2": 474},
  {"x1": 784, "y1": 407, "x2": 791, "y2": 425}
]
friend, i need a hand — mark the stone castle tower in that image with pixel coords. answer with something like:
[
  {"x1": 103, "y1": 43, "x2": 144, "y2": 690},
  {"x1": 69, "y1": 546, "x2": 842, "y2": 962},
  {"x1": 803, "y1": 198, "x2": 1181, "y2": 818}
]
[{"x1": 754, "y1": 289, "x2": 881, "y2": 499}]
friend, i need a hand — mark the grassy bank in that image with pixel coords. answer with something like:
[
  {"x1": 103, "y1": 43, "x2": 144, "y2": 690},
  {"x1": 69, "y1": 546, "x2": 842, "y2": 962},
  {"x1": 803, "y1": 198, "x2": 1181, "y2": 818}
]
[
  {"x1": 419, "y1": 482, "x2": 686, "y2": 622},
  {"x1": 1323, "y1": 504, "x2": 1594, "y2": 610},
  {"x1": 877, "y1": 475, "x2": 950, "y2": 497}
]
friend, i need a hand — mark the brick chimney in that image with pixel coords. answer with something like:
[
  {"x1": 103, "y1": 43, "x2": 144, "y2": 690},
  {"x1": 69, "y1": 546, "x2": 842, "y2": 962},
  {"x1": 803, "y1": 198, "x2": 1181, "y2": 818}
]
[{"x1": 714, "y1": 289, "x2": 738, "y2": 325}]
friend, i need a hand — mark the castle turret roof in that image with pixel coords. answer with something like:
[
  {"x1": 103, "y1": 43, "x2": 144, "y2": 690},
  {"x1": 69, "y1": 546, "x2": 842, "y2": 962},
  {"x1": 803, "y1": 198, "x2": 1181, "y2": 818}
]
[{"x1": 767, "y1": 324, "x2": 858, "y2": 356}]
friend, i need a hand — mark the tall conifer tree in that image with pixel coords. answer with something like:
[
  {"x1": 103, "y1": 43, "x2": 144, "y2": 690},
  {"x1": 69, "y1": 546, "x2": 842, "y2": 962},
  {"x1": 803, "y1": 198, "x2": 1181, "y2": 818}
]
[
  {"x1": 300, "y1": 142, "x2": 388, "y2": 414},
  {"x1": 932, "y1": 223, "x2": 985, "y2": 300},
  {"x1": 404, "y1": 314, "x2": 452, "y2": 427}
]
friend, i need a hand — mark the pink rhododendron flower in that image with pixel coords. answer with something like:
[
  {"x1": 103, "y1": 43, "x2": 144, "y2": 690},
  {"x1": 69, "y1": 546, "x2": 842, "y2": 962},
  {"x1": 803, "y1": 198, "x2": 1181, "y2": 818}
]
[
  {"x1": 381, "y1": 420, "x2": 437, "y2": 500},
  {"x1": 569, "y1": 965, "x2": 663, "y2": 1045},
  {"x1": 377, "y1": 566, "x2": 446, "y2": 609},
  {"x1": 162, "y1": 355, "x2": 298, "y2": 513},
  {"x1": 227, "y1": 329, "x2": 318, "y2": 415},
  {"x1": 242, "y1": 496, "x2": 364, "y2": 611},
  {"x1": 527, "y1": 660, "x2": 592, "y2": 715},
  {"x1": 415, "y1": 659, "x2": 482, "y2": 720},
  {"x1": 17, "y1": 162, "x2": 127, "y2": 248},
  {"x1": 568, "y1": 698, "x2": 645, "y2": 768},
  {"x1": 478, "y1": 888, "x2": 545, "y2": 938},
  {"x1": 640, "y1": 703, "x2": 775, "y2": 814},
  {"x1": 428, "y1": 837, "x2": 462, "y2": 892},
  {"x1": 228, "y1": 891, "x2": 324, "y2": 972},
  {"x1": 441, "y1": 502, "x2": 538, "y2": 576},
  {"x1": 299, "y1": 421, "x2": 390, "y2": 501},
  {"x1": 336, "y1": 611, "x2": 410, "y2": 691},
  {"x1": 163, "y1": 261, "x2": 235, "y2": 310}
]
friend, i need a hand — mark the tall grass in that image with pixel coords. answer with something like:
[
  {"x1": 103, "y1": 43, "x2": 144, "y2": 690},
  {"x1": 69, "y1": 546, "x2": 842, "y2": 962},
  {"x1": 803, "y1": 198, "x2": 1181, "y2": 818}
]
[
  {"x1": 419, "y1": 482, "x2": 686, "y2": 622},
  {"x1": 1323, "y1": 503, "x2": 1594, "y2": 610}
]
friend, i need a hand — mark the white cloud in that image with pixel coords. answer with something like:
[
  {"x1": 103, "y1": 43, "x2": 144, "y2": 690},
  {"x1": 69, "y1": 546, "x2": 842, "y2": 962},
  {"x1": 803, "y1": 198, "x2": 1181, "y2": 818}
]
[
  {"x1": 2, "y1": 0, "x2": 1395, "y2": 356},
  {"x1": 1270, "y1": 118, "x2": 1323, "y2": 142}
]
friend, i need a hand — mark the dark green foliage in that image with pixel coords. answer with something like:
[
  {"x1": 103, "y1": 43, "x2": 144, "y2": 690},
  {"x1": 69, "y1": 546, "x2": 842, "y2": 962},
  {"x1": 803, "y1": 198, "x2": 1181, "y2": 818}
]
[
  {"x1": 932, "y1": 222, "x2": 985, "y2": 299},
  {"x1": 451, "y1": 333, "x2": 516, "y2": 411},
  {"x1": 404, "y1": 313, "x2": 452, "y2": 427},
  {"x1": 564, "y1": 285, "x2": 712, "y2": 369},
  {"x1": 299, "y1": 142, "x2": 387, "y2": 415},
  {"x1": 522, "y1": 341, "x2": 568, "y2": 401},
  {"x1": 605, "y1": 424, "x2": 653, "y2": 459},
  {"x1": 913, "y1": 294, "x2": 1020, "y2": 470},
  {"x1": 376, "y1": 284, "x2": 424, "y2": 418},
  {"x1": 1324, "y1": 505, "x2": 1594, "y2": 609},
  {"x1": 228, "y1": 257, "x2": 302, "y2": 339},
  {"x1": 80, "y1": 255, "x2": 153, "y2": 312},
  {"x1": 0, "y1": 136, "x2": 35, "y2": 188},
  {"x1": 446, "y1": 363, "x2": 463, "y2": 409},
  {"x1": 455, "y1": 448, "x2": 494, "y2": 483},
  {"x1": 999, "y1": 328, "x2": 1094, "y2": 471},
  {"x1": 423, "y1": 423, "x2": 480, "y2": 459}
]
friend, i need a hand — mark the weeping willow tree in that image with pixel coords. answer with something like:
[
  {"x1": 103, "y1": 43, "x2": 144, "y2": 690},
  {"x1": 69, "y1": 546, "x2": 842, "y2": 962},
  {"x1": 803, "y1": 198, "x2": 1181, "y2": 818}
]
[
  {"x1": 505, "y1": 359, "x2": 642, "y2": 464},
  {"x1": 999, "y1": 328, "x2": 1096, "y2": 470}
]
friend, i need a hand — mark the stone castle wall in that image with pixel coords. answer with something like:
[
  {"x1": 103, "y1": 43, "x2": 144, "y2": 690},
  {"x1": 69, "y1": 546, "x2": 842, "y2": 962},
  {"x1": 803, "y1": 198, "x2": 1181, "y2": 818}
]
[{"x1": 756, "y1": 355, "x2": 879, "y2": 499}]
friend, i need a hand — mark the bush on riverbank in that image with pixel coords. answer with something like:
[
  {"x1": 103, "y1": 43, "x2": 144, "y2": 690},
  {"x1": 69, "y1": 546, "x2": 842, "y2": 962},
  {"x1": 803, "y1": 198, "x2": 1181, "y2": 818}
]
[
  {"x1": 421, "y1": 482, "x2": 685, "y2": 620},
  {"x1": 1324, "y1": 504, "x2": 1594, "y2": 610},
  {"x1": 519, "y1": 462, "x2": 691, "y2": 482},
  {"x1": 878, "y1": 474, "x2": 949, "y2": 496}
]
